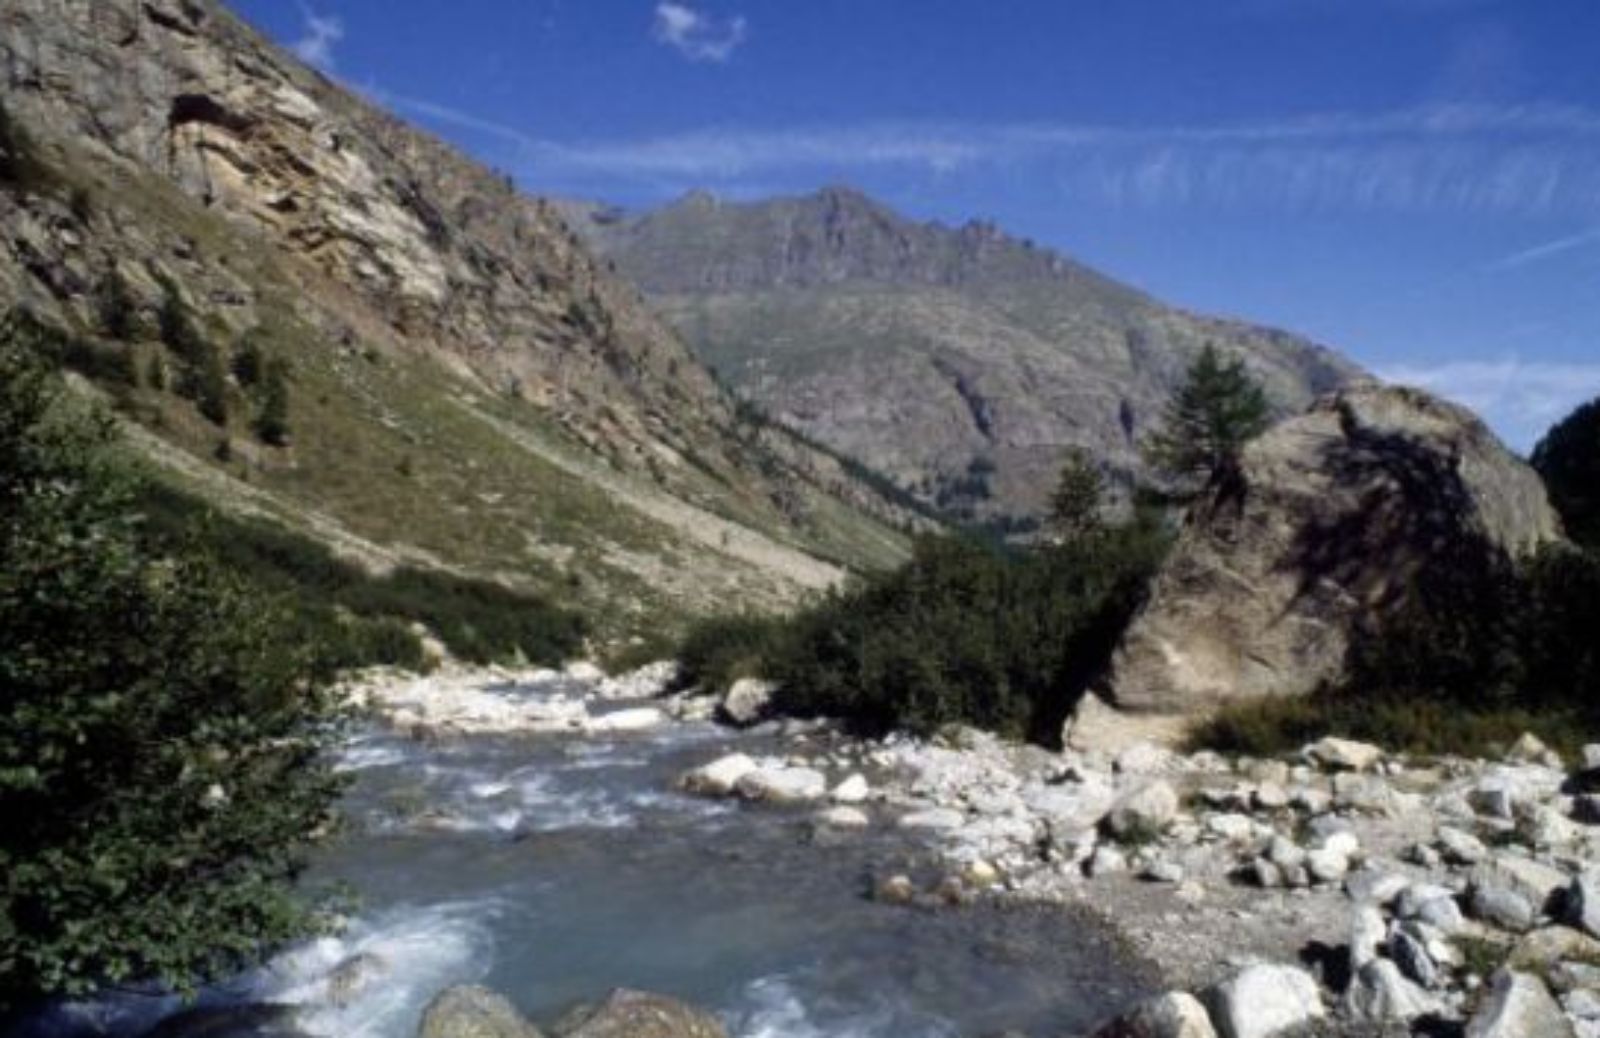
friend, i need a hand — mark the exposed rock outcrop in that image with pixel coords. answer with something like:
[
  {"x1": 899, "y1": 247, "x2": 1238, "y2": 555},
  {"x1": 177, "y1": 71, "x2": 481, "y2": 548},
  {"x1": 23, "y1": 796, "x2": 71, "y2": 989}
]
[
  {"x1": 418, "y1": 986, "x2": 544, "y2": 1038},
  {"x1": 1102, "y1": 382, "x2": 1563, "y2": 716},
  {"x1": 551, "y1": 989, "x2": 726, "y2": 1038}
]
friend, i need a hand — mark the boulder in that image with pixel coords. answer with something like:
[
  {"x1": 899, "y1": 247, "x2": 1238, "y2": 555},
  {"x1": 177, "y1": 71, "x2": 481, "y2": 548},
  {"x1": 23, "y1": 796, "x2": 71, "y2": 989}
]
[
  {"x1": 1343, "y1": 959, "x2": 1441, "y2": 1024},
  {"x1": 1201, "y1": 963, "x2": 1324, "y2": 1038},
  {"x1": 1091, "y1": 991, "x2": 1218, "y2": 1038},
  {"x1": 585, "y1": 707, "x2": 665, "y2": 733},
  {"x1": 418, "y1": 986, "x2": 543, "y2": 1038},
  {"x1": 719, "y1": 679, "x2": 775, "y2": 726},
  {"x1": 1105, "y1": 781, "x2": 1179, "y2": 839},
  {"x1": 830, "y1": 773, "x2": 871, "y2": 804},
  {"x1": 814, "y1": 805, "x2": 869, "y2": 829},
  {"x1": 735, "y1": 766, "x2": 826, "y2": 804},
  {"x1": 1102, "y1": 384, "x2": 1562, "y2": 716},
  {"x1": 1464, "y1": 971, "x2": 1573, "y2": 1038},
  {"x1": 678, "y1": 754, "x2": 759, "y2": 797},
  {"x1": 552, "y1": 989, "x2": 726, "y2": 1038},
  {"x1": 1562, "y1": 871, "x2": 1600, "y2": 938},
  {"x1": 1303, "y1": 737, "x2": 1383, "y2": 773}
]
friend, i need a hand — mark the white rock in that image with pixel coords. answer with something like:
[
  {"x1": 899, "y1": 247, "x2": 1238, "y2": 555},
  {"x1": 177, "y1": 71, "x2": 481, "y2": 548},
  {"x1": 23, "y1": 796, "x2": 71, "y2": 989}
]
[
  {"x1": 736, "y1": 766, "x2": 827, "y2": 804},
  {"x1": 1305, "y1": 848, "x2": 1350, "y2": 884},
  {"x1": 815, "y1": 805, "x2": 870, "y2": 829},
  {"x1": 1089, "y1": 991, "x2": 1218, "y2": 1038},
  {"x1": 1206, "y1": 813, "x2": 1259, "y2": 843},
  {"x1": 1465, "y1": 970, "x2": 1574, "y2": 1037},
  {"x1": 830, "y1": 773, "x2": 871, "y2": 804},
  {"x1": 1088, "y1": 845, "x2": 1128, "y2": 877},
  {"x1": 1115, "y1": 741, "x2": 1177, "y2": 775},
  {"x1": 563, "y1": 660, "x2": 606, "y2": 684},
  {"x1": 584, "y1": 707, "x2": 664, "y2": 733},
  {"x1": 1201, "y1": 963, "x2": 1325, "y2": 1038},
  {"x1": 679, "y1": 753, "x2": 759, "y2": 796},
  {"x1": 1303, "y1": 736, "x2": 1383, "y2": 772},
  {"x1": 720, "y1": 678, "x2": 776, "y2": 726},
  {"x1": 898, "y1": 807, "x2": 968, "y2": 831},
  {"x1": 1106, "y1": 780, "x2": 1179, "y2": 838},
  {"x1": 1349, "y1": 905, "x2": 1387, "y2": 969},
  {"x1": 1344, "y1": 959, "x2": 1442, "y2": 1024},
  {"x1": 1439, "y1": 826, "x2": 1489, "y2": 865}
]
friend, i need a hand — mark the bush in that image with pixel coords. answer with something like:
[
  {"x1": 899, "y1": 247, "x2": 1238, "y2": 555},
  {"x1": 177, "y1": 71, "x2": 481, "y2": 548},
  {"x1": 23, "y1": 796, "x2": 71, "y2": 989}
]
[
  {"x1": 0, "y1": 101, "x2": 47, "y2": 191},
  {"x1": 0, "y1": 316, "x2": 347, "y2": 1010},
  {"x1": 681, "y1": 521, "x2": 1169, "y2": 744}
]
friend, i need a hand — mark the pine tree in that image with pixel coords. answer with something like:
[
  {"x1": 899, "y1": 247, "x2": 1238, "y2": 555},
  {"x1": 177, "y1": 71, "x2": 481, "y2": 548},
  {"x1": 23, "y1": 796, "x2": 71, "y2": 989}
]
[
  {"x1": 1143, "y1": 343, "x2": 1271, "y2": 490},
  {"x1": 194, "y1": 342, "x2": 229, "y2": 426},
  {"x1": 1047, "y1": 447, "x2": 1105, "y2": 539}
]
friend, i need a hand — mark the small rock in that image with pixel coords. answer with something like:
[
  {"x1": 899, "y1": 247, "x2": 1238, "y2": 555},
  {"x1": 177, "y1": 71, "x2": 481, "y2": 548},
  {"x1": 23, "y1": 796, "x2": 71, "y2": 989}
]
[
  {"x1": 874, "y1": 874, "x2": 916, "y2": 905},
  {"x1": 1470, "y1": 883, "x2": 1537, "y2": 933},
  {"x1": 1464, "y1": 970, "x2": 1574, "y2": 1037},
  {"x1": 1343, "y1": 959, "x2": 1442, "y2": 1024},
  {"x1": 1142, "y1": 860, "x2": 1185, "y2": 884},
  {"x1": 735, "y1": 766, "x2": 827, "y2": 804},
  {"x1": 1349, "y1": 905, "x2": 1387, "y2": 970},
  {"x1": 1115, "y1": 741, "x2": 1177, "y2": 775},
  {"x1": 1266, "y1": 836, "x2": 1304, "y2": 870},
  {"x1": 585, "y1": 707, "x2": 664, "y2": 733},
  {"x1": 814, "y1": 805, "x2": 869, "y2": 829},
  {"x1": 1251, "y1": 783, "x2": 1290, "y2": 811},
  {"x1": 1507, "y1": 731, "x2": 1562, "y2": 770},
  {"x1": 1249, "y1": 859, "x2": 1283, "y2": 889},
  {"x1": 1389, "y1": 927, "x2": 1441, "y2": 988},
  {"x1": 1090, "y1": 991, "x2": 1218, "y2": 1038},
  {"x1": 1106, "y1": 781, "x2": 1179, "y2": 839},
  {"x1": 830, "y1": 773, "x2": 871, "y2": 804},
  {"x1": 1201, "y1": 963, "x2": 1325, "y2": 1038},
  {"x1": 678, "y1": 754, "x2": 759, "y2": 797},
  {"x1": 1305, "y1": 847, "x2": 1350, "y2": 884},
  {"x1": 1344, "y1": 868, "x2": 1409, "y2": 906},
  {"x1": 1089, "y1": 845, "x2": 1128, "y2": 877},
  {"x1": 1438, "y1": 827, "x2": 1489, "y2": 865},
  {"x1": 898, "y1": 807, "x2": 967, "y2": 831},
  {"x1": 1563, "y1": 871, "x2": 1600, "y2": 939},
  {"x1": 1303, "y1": 737, "x2": 1383, "y2": 772}
]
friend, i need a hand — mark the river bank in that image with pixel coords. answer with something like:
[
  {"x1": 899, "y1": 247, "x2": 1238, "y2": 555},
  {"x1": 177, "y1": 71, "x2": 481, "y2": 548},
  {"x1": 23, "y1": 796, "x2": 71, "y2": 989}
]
[{"x1": 354, "y1": 661, "x2": 1600, "y2": 1037}]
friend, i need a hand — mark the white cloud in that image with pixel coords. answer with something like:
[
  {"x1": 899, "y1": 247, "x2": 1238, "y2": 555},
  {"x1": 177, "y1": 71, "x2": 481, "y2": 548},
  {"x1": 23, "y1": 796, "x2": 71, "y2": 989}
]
[
  {"x1": 483, "y1": 103, "x2": 1600, "y2": 220},
  {"x1": 1380, "y1": 358, "x2": 1600, "y2": 450},
  {"x1": 1488, "y1": 227, "x2": 1600, "y2": 270},
  {"x1": 290, "y1": 5, "x2": 344, "y2": 71},
  {"x1": 652, "y1": 3, "x2": 747, "y2": 63}
]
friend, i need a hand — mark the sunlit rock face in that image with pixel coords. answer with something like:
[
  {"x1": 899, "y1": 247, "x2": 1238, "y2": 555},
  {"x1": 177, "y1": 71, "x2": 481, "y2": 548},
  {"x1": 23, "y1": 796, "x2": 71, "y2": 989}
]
[{"x1": 1104, "y1": 382, "x2": 1564, "y2": 716}]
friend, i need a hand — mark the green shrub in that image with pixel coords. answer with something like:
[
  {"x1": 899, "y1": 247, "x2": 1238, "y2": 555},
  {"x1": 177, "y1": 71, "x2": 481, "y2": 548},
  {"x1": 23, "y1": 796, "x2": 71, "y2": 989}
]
[
  {"x1": 676, "y1": 613, "x2": 791, "y2": 694},
  {"x1": 0, "y1": 316, "x2": 347, "y2": 1010},
  {"x1": 681, "y1": 521, "x2": 1169, "y2": 744},
  {"x1": 0, "y1": 101, "x2": 47, "y2": 191}
]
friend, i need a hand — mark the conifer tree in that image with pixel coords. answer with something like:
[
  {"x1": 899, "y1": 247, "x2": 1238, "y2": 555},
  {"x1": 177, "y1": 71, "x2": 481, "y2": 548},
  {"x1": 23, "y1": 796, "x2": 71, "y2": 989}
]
[{"x1": 1143, "y1": 343, "x2": 1271, "y2": 490}]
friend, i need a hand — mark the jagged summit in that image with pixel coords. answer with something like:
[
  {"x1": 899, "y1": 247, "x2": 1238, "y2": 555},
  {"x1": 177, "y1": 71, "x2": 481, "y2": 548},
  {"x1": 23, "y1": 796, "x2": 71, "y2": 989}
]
[{"x1": 569, "y1": 186, "x2": 1363, "y2": 523}]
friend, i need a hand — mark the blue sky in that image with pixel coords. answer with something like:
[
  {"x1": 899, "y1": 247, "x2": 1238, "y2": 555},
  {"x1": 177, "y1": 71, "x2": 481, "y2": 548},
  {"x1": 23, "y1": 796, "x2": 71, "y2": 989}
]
[{"x1": 233, "y1": 0, "x2": 1600, "y2": 450}]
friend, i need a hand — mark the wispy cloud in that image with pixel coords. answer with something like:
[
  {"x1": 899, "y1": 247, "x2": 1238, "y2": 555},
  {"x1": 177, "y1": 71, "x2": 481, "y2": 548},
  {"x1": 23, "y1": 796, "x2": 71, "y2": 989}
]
[
  {"x1": 290, "y1": 4, "x2": 344, "y2": 71},
  {"x1": 652, "y1": 3, "x2": 747, "y2": 63},
  {"x1": 474, "y1": 103, "x2": 1600, "y2": 219},
  {"x1": 1488, "y1": 226, "x2": 1600, "y2": 270},
  {"x1": 1380, "y1": 358, "x2": 1600, "y2": 449}
]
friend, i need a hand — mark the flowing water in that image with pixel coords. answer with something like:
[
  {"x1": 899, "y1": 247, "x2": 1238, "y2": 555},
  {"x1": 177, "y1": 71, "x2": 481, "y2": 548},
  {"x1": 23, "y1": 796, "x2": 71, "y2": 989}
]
[{"x1": 18, "y1": 680, "x2": 1154, "y2": 1038}]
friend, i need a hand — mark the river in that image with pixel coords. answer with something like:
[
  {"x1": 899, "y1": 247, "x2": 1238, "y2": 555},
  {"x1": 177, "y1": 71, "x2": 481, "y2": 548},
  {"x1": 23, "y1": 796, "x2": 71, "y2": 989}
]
[{"x1": 17, "y1": 677, "x2": 1154, "y2": 1038}]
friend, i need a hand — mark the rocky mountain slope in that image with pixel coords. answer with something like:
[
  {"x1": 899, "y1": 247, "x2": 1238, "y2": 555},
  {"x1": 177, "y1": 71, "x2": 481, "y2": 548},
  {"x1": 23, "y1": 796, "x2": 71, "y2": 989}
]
[
  {"x1": 566, "y1": 188, "x2": 1365, "y2": 524},
  {"x1": 0, "y1": 0, "x2": 913, "y2": 643}
]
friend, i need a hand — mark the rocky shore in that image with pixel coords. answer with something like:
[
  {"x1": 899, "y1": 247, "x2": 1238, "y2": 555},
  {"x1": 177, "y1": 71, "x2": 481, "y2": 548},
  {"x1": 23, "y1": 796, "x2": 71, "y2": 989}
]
[{"x1": 351, "y1": 663, "x2": 1600, "y2": 1037}]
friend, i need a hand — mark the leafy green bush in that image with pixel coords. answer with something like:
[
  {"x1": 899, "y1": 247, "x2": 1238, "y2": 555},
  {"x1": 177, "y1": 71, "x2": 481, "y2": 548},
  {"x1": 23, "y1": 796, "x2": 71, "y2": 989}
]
[
  {"x1": 0, "y1": 316, "x2": 347, "y2": 1010},
  {"x1": 676, "y1": 613, "x2": 791, "y2": 694},
  {"x1": 682, "y1": 521, "x2": 1169, "y2": 744}
]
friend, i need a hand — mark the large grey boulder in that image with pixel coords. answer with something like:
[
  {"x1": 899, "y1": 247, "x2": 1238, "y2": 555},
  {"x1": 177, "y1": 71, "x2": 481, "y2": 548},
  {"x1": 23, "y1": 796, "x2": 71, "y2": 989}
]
[
  {"x1": 418, "y1": 986, "x2": 543, "y2": 1038},
  {"x1": 1090, "y1": 991, "x2": 1218, "y2": 1038},
  {"x1": 1102, "y1": 383, "x2": 1562, "y2": 715},
  {"x1": 719, "y1": 679, "x2": 775, "y2": 726},
  {"x1": 1343, "y1": 959, "x2": 1442, "y2": 1024},
  {"x1": 1464, "y1": 970, "x2": 1573, "y2": 1037},
  {"x1": 552, "y1": 989, "x2": 727, "y2": 1038},
  {"x1": 1200, "y1": 963, "x2": 1324, "y2": 1038}
]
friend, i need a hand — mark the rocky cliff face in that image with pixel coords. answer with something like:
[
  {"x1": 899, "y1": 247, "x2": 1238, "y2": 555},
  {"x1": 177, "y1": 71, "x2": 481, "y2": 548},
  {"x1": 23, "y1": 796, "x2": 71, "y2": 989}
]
[
  {"x1": 567, "y1": 188, "x2": 1364, "y2": 524},
  {"x1": 0, "y1": 0, "x2": 911, "y2": 633},
  {"x1": 1103, "y1": 383, "x2": 1565, "y2": 716}
]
